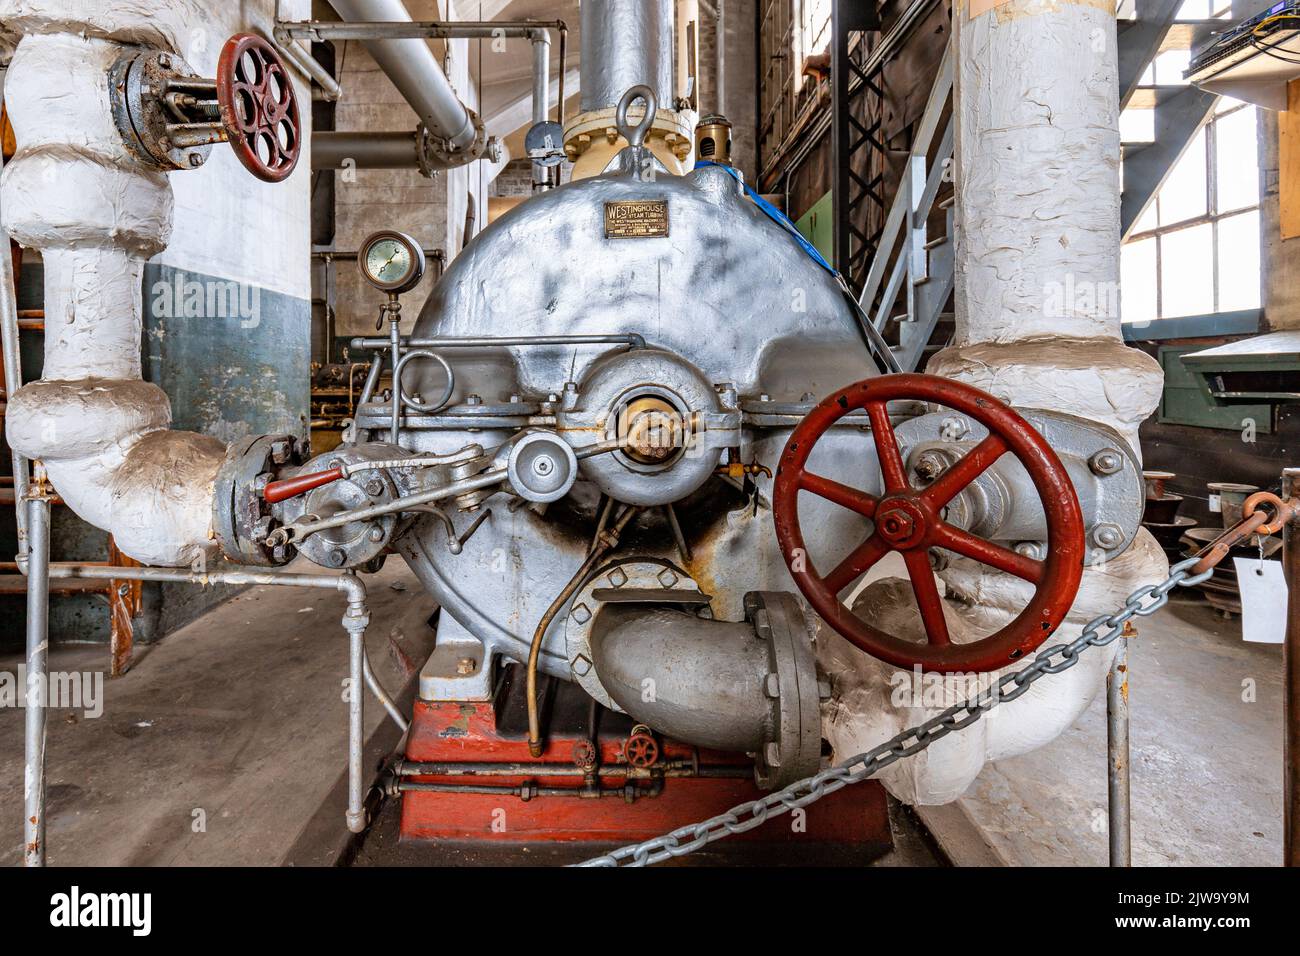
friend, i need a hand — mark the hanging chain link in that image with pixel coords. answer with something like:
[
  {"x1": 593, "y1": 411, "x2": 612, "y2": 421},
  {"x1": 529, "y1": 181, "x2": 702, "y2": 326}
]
[{"x1": 577, "y1": 555, "x2": 1219, "y2": 868}]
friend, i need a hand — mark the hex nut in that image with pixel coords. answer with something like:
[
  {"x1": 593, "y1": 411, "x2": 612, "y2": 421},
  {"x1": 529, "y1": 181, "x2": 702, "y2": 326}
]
[
  {"x1": 657, "y1": 568, "x2": 679, "y2": 588},
  {"x1": 607, "y1": 567, "x2": 629, "y2": 588},
  {"x1": 571, "y1": 654, "x2": 592, "y2": 676},
  {"x1": 570, "y1": 602, "x2": 592, "y2": 624},
  {"x1": 1089, "y1": 449, "x2": 1123, "y2": 476},
  {"x1": 1091, "y1": 523, "x2": 1124, "y2": 549}
]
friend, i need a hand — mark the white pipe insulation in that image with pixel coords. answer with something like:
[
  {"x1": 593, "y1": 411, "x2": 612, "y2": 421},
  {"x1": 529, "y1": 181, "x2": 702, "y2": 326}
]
[
  {"x1": 1, "y1": 4, "x2": 231, "y2": 567},
  {"x1": 821, "y1": 0, "x2": 1169, "y2": 804}
]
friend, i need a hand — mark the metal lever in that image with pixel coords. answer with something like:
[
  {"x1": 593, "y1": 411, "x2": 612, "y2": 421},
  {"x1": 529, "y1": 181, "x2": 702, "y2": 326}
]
[{"x1": 264, "y1": 468, "x2": 344, "y2": 504}]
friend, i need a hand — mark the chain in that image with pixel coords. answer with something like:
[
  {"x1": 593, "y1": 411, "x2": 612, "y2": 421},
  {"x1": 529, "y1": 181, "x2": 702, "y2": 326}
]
[{"x1": 577, "y1": 555, "x2": 1218, "y2": 868}]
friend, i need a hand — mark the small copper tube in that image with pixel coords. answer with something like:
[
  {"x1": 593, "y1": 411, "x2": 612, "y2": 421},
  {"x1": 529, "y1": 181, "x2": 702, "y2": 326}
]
[{"x1": 526, "y1": 506, "x2": 640, "y2": 757}]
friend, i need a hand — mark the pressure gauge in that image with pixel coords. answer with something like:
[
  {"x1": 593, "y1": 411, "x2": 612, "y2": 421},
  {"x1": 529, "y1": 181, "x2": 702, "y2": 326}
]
[{"x1": 359, "y1": 231, "x2": 426, "y2": 294}]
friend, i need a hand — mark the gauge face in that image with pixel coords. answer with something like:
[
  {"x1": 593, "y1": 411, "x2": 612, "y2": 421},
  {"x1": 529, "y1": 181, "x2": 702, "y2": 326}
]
[{"x1": 359, "y1": 231, "x2": 425, "y2": 293}]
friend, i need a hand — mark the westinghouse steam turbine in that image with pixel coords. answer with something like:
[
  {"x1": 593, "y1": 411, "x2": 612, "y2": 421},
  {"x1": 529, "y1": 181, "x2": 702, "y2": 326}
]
[{"x1": 3, "y1": 0, "x2": 1162, "y2": 857}]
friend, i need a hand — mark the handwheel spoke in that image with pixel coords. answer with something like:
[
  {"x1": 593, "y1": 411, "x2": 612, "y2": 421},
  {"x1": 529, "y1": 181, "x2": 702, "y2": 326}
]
[
  {"x1": 902, "y1": 550, "x2": 950, "y2": 646},
  {"x1": 824, "y1": 534, "x2": 891, "y2": 596},
  {"x1": 799, "y1": 473, "x2": 879, "y2": 518},
  {"x1": 921, "y1": 433, "x2": 1009, "y2": 509},
  {"x1": 865, "y1": 401, "x2": 909, "y2": 493},
  {"x1": 931, "y1": 523, "x2": 1044, "y2": 583}
]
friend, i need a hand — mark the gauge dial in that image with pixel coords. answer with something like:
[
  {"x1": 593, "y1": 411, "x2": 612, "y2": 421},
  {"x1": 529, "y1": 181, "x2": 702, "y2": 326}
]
[{"x1": 358, "y1": 231, "x2": 426, "y2": 294}]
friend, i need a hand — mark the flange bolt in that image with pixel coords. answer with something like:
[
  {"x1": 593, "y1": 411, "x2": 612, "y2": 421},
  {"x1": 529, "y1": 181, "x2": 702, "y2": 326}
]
[{"x1": 1088, "y1": 449, "x2": 1123, "y2": 476}]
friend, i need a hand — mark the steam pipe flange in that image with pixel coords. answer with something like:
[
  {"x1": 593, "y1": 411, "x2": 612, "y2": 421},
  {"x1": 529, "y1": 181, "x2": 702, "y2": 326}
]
[
  {"x1": 212, "y1": 433, "x2": 305, "y2": 566},
  {"x1": 745, "y1": 591, "x2": 826, "y2": 789},
  {"x1": 564, "y1": 557, "x2": 712, "y2": 710},
  {"x1": 420, "y1": 108, "x2": 499, "y2": 168}
]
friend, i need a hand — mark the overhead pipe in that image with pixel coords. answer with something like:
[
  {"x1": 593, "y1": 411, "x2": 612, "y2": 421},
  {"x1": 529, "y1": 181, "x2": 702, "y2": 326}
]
[
  {"x1": 273, "y1": 33, "x2": 342, "y2": 102},
  {"x1": 325, "y1": 0, "x2": 480, "y2": 159},
  {"x1": 279, "y1": 20, "x2": 567, "y2": 126},
  {"x1": 299, "y1": 18, "x2": 568, "y2": 174},
  {"x1": 312, "y1": 130, "x2": 423, "y2": 170}
]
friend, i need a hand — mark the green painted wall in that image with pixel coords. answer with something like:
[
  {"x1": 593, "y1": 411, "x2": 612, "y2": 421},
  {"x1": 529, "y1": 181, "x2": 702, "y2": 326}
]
[{"x1": 795, "y1": 191, "x2": 834, "y2": 265}]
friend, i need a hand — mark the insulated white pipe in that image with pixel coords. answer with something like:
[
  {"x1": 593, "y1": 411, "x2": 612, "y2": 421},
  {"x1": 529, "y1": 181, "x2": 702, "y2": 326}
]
[
  {"x1": 327, "y1": 0, "x2": 478, "y2": 153},
  {"x1": 823, "y1": 1, "x2": 1168, "y2": 805},
  {"x1": 0, "y1": 14, "x2": 225, "y2": 567}
]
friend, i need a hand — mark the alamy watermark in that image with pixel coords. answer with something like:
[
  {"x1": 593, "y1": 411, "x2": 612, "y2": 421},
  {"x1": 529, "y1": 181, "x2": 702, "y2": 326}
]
[
  {"x1": 151, "y1": 271, "x2": 261, "y2": 329},
  {"x1": 0, "y1": 667, "x2": 104, "y2": 718}
]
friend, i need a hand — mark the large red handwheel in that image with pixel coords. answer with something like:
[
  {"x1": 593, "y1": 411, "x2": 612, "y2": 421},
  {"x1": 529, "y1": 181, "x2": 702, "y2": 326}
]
[
  {"x1": 216, "y1": 33, "x2": 301, "y2": 183},
  {"x1": 773, "y1": 374, "x2": 1085, "y2": 674}
]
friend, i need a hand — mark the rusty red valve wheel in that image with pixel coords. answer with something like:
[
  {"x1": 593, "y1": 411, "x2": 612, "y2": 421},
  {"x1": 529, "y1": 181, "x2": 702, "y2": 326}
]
[
  {"x1": 572, "y1": 739, "x2": 598, "y2": 772},
  {"x1": 623, "y1": 728, "x2": 660, "y2": 768},
  {"x1": 216, "y1": 33, "x2": 301, "y2": 183},
  {"x1": 773, "y1": 373, "x2": 1085, "y2": 674}
]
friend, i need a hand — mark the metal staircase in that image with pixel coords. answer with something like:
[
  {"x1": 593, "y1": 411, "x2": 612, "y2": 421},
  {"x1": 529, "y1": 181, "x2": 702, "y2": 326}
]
[
  {"x1": 854, "y1": 44, "x2": 954, "y2": 376},
  {"x1": 856, "y1": 2, "x2": 1227, "y2": 371}
]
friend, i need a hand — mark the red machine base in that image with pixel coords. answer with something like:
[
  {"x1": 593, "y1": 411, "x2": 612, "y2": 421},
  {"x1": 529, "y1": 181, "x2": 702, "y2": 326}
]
[{"x1": 398, "y1": 666, "x2": 893, "y2": 858}]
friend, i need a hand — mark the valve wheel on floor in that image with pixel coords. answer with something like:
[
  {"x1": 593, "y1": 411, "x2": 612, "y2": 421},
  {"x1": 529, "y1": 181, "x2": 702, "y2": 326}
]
[
  {"x1": 773, "y1": 373, "x2": 1086, "y2": 674},
  {"x1": 216, "y1": 33, "x2": 301, "y2": 182}
]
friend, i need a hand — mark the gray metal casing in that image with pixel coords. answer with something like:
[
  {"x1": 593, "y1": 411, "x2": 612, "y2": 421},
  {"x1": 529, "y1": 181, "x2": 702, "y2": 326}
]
[{"x1": 397, "y1": 157, "x2": 875, "y2": 685}]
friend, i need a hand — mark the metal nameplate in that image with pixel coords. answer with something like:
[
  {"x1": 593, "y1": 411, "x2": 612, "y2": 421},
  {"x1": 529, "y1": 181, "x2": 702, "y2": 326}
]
[{"x1": 604, "y1": 200, "x2": 669, "y2": 239}]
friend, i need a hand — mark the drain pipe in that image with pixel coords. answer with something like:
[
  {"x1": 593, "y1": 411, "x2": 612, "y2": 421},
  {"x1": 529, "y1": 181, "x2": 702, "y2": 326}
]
[
  {"x1": 22, "y1": 487, "x2": 50, "y2": 867},
  {"x1": 28, "y1": 565, "x2": 389, "y2": 843},
  {"x1": 822, "y1": 5, "x2": 1168, "y2": 804},
  {"x1": 326, "y1": 0, "x2": 482, "y2": 158}
]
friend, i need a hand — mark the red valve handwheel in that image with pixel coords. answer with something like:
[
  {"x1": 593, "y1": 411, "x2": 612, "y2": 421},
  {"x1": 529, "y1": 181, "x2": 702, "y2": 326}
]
[
  {"x1": 773, "y1": 374, "x2": 1085, "y2": 674},
  {"x1": 216, "y1": 33, "x2": 301, "y2": 183}
]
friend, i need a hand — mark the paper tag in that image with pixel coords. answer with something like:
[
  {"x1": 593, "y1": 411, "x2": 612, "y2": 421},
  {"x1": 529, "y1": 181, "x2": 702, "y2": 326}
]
[
  {"x1": 1208, "y1": 494, "x2": 1221, "y2": 513},
  {"x1": 1235, "y1": 558, "x2": 1287, "y2": 644}
]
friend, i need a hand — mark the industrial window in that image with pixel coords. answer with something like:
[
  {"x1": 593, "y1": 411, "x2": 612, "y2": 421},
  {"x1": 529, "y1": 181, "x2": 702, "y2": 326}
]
[
  {"x1": 758, "y1": 1, "x2": 832, "y2": 171},
  {"x1": 1120, "y1": 1, "x2": 1261, "y2": 325}
]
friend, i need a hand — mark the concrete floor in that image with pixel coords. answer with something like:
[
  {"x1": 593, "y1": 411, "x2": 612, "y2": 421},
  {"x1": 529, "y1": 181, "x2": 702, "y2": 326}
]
[
  {"x1": 956, "y1": 594, "x2": 1285, "y2": 866},
  {"x1": 1, "y1": 561, "x2": 1284, "y2": 867},
  {"x1": 0, "y1": 560, "x2": 436, "y2": 866}
]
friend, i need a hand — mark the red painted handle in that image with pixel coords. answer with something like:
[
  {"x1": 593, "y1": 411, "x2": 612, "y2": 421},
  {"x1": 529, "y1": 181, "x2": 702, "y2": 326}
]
[
  {"x1": 263, "y1": 467, "x2": 343, "y2": 504},
  {"x1": 772, "y1": 373, "x2": 1085, "y2": 674}
]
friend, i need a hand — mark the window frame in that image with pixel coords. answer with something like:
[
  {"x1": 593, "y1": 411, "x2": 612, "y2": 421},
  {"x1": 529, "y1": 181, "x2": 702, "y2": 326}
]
[{"x1": 1122, "y1": 98, "x2": 1261, "y2": 324}]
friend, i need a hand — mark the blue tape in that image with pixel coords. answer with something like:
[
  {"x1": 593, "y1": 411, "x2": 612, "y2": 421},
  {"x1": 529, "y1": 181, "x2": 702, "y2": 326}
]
[{"x1": 695, "y1": 160, "x2": 838, "y2": 277}]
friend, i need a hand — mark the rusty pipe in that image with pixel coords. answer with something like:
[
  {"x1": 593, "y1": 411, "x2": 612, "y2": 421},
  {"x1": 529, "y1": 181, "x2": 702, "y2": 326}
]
[{"x1": 1283, "y1": 470, "x2": 1300, "y2": 866}]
